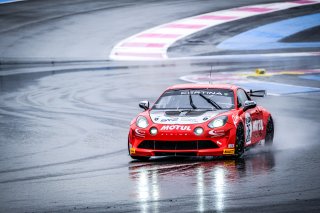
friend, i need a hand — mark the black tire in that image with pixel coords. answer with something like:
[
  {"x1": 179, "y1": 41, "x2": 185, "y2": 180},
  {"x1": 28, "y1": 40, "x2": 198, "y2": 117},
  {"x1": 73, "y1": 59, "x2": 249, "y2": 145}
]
[
  {"x1": 265, "y1": 116, "x2": 274, "y2": 146},
  {"x1": 235, "y1": 123, "x2": 245, "y2": 158},
  {"x1": 128, "y1": 139, "x2": 151, "y2": 161}
]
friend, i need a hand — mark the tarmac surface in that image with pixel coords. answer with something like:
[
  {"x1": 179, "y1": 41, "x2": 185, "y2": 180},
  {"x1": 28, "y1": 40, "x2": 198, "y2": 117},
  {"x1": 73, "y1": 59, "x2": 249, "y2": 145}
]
[{"x1": 0, "y1": 0, "x2": 320, "y2": 212}]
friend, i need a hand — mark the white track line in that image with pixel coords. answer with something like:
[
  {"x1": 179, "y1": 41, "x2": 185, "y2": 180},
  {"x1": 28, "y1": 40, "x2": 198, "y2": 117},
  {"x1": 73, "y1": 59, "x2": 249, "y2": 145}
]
[
  {"x1": 168, "y1": 52, "x2": 320, "y2": 61},
  {"x1": 109, "y1": 0, "x2": 320, "y2": 61},
  {"x1": 0, "y1": 0, "x2": 24, "y2": 4}
]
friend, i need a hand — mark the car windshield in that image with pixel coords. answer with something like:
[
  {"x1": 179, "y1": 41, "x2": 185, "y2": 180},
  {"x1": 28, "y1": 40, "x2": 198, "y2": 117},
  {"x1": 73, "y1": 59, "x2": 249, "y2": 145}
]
[{"x1": 152, "y1": 89, "x2": 235, "y2": 110}]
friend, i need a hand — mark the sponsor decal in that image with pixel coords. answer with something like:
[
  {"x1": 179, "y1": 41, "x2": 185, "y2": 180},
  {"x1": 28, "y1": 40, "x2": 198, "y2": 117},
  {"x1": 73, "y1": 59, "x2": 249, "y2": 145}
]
[
  {"x1": 135, "y1": 129, "x2": 146, "y2": 138},
  {"x1": 150, "y1": 110, "x2": 221, "y2": 124},
  {"x1": 208, "y1": 130, "x2": 225, "y2": 137},
  {"x1": 180, "y1": 117, "x2": 198, "y2": 122},
  {"x1": 160, "y1": 125, "x2": 192, "y2": 131},
  {"x1": 252, "y1": 120, "x2": 263, "y2": 132},
  {"x1": 223, "y1": 149, "x2": 235, "y2": 155},
  {"x1": 180, "y1": 90, "x2": 223, "y2": 96},
  {"x1": 130, "y1": 148, "x2": 136, "y2": 154},
  {"x1": 232, "y1": 114, "x2": 240, "y2": 126},
  {"x1": 245, "y1": 113, "x2": 252, "y2": 145},
  {"x1": 228, "y1": 144, "x2": 234, "y2": 148},
  {"x1": 160, "y1": 118, "x2": 179, "y2": 122}
]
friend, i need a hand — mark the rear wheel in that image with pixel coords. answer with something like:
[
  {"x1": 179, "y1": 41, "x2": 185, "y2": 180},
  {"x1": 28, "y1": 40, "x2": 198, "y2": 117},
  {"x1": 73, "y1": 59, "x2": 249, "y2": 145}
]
[
  {"x1": 265, "y1": 116, "x2": 274, "y2": 146},
  {"x1": 128, "y1": 139, "x2": 150, "y2": 161},
  {"x1": 235, "y1": 123, "x2": 245, "y2": 158}
]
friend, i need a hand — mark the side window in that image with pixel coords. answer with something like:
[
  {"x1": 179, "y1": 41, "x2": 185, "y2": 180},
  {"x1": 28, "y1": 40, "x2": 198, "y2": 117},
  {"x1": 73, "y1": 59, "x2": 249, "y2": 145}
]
[{"x1": 237, "y1": 89, "x2": 250, "y2": 108}]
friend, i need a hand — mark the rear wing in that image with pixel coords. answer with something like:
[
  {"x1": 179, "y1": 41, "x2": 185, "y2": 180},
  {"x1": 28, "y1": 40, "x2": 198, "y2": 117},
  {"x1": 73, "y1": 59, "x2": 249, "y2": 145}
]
[{"x1": 247, "y1": 89, "x2": 266, "y2": 97}]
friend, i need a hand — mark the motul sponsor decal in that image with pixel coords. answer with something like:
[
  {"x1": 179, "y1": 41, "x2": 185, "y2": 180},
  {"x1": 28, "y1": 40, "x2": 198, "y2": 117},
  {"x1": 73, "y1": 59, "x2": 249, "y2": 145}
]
[{"x1": 160, "y1": 125, "x2": 192, "y2": 131}]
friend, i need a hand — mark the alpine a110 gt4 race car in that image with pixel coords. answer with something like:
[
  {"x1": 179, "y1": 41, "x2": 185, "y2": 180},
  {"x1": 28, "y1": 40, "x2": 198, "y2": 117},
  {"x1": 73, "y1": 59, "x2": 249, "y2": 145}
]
[{"x1": 128, "y1": 84, "x2": 274, "y2": 161}]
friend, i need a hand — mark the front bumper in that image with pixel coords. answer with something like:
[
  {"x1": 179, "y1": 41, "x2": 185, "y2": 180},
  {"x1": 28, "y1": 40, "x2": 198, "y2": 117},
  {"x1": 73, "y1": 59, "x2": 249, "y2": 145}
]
[
  {"x1": 129, "y1": 122, "x2": 236, "y2": 157},
  {"x1": 130, "y1": 147, "x2": 234, "y2": 157}
]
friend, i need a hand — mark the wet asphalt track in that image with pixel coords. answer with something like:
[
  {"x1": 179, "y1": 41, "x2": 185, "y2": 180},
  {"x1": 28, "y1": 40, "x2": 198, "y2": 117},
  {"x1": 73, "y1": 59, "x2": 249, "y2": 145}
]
[{"x1": 0, "y1": 0, "x2": 320, "y2": 212}]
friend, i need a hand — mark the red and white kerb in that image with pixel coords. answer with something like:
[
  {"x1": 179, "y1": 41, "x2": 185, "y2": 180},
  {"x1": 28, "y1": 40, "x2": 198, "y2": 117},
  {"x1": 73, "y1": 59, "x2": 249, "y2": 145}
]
[{"x1": 109, "y1": 0, "x2": 320, "y2": 60}]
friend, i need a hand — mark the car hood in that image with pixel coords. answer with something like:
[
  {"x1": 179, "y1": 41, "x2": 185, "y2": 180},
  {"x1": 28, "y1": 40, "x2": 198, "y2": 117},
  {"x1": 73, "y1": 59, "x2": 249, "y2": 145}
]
[{"x1": 149, "y1": 110, "x2": 226, "y2": 124}]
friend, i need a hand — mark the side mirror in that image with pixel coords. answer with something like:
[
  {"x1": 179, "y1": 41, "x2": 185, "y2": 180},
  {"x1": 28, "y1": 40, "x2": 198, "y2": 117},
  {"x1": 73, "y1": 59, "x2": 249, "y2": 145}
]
[
  {"x1": 243, "y1": 100, "x2": 256, "y2": 111},
  {"x1": 139, "y1": 100, "x2": 149, "y2": 110}
]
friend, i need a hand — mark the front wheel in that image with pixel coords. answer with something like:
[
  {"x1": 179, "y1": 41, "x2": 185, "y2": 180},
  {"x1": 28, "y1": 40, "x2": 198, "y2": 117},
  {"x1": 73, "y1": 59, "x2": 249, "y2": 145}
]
[
  {"x1": 265, "y1": 116, "x2": 274, "y2": 146},
  {"x1": 235, "y1": 123, "x2": 245, "y2": 158}
]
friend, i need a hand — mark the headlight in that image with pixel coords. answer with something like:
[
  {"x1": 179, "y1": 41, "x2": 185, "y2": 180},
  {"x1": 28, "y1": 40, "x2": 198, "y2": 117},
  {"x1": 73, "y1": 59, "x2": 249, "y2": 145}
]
[
  {"x1": 150, "y1": 127, "x2": 158, "y2": 135},
  {"x1": 194, "y1": 127, "x2": 204, "y2": 136},
  {"x1": 136, "y1": 116, "x2": 149, "y2": 128},
  {"x1": 208, "y1": 116, "x2": 228, "y2": 128}
]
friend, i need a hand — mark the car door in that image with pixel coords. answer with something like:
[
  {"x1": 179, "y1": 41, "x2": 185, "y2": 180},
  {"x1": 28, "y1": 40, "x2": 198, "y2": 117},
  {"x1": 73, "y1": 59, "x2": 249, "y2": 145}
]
[
  {"x1": 237, "y1": 89, "x2": 260, "y2": 146},
  {"x1": 252, "y1": 105, "x2": 264, "y2": 143}
]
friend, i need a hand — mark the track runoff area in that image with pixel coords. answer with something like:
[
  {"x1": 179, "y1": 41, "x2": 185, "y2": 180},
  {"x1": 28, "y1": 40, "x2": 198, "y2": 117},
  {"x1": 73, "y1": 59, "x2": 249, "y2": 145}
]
[{"x1": 110, "y1": 0, "x2": 320, "y2": 96}]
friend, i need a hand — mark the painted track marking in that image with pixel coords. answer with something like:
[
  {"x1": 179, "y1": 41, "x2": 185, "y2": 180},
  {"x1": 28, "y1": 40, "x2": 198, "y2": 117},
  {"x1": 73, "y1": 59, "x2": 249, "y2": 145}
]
[
  {"x1": 110, "y1": 0, "x2": 320, "y2": 60},
  {"x1": 0, "y1": 0, "x2": 24, "y2": 4},
  {"x1": 218, "y1": 13, "x2": 320, "y2": 50},
  {"x1": 300, "y1": 75, "x2": 320, "y2": 81},
  {"x1": 180, "y1": 69, "x2": 320, "y2": 96}
]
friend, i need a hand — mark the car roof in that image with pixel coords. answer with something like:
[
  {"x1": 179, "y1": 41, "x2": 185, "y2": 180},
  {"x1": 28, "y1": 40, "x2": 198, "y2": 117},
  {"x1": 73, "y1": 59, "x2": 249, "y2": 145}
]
[{"x1": 166, "y1": 84, "x2": 238, "y2": 91}]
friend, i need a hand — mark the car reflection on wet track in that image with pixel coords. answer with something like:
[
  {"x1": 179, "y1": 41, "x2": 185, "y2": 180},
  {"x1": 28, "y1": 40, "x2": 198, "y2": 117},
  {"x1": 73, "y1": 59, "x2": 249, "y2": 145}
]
[{"x1": 129, "y1": 150, "x2": 275, "y2": 212}]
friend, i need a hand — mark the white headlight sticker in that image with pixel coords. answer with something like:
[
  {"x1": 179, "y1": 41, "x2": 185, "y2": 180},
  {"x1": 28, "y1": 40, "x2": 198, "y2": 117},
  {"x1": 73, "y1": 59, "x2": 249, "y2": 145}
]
[{"x1": 245, "y1": 113, "x2": 252, "y2": 145}]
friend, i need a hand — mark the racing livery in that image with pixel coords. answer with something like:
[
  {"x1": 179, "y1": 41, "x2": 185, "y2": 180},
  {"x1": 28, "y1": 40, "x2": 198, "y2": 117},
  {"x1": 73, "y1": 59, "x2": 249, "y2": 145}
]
[{"x1": 128, "y1": 84, "x2": 274, "y2": 161}]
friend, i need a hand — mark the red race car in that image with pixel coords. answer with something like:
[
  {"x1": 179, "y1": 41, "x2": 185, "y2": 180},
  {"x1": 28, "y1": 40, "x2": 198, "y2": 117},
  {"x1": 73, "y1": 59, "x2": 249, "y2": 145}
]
[{"x1": 128, "y1": 84, "x2": 274, "y2": 161}]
